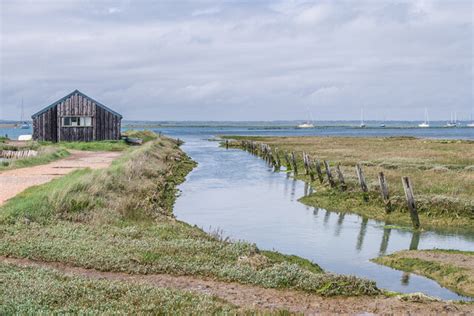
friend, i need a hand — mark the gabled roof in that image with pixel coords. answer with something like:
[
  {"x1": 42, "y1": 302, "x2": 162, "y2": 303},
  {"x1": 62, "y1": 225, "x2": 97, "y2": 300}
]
[{"x1": 31, "y1": 90, "x2": 123, "y2": 119}]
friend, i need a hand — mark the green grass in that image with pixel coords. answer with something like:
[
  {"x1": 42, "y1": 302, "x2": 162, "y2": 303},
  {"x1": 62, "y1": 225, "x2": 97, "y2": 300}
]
[
  {"x1": 0, "y1": 135, "x2": 380, "y2": 298},
  {"x1": 0, "y1": 262, "x2": 236, "y2": 314},
  {"x1": 0, "y1": 130, "x2": 159, "y2": 171},
  {"x1": 0, "y1": 147, "x2": 70, "y2": 171},
  {"x1": 372, "y1": 249, "x2": 474, "y2": 298},
  {"x1": 53, "y1": 140, "x2": 129, "y2": 151},
  {"x1": 225, "y1": 136, "x2": 474, "y2": 231}
]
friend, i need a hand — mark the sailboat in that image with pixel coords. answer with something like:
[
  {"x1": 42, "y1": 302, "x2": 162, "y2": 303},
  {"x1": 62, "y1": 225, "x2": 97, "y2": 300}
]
[
  {"x1": 468, "y1": 113, "x2": 474, "y2": 127},
  {"x1": 19, "y1": 98, "x2": 30, "y2": 129},
  {"x1": 359, "y1": 108, "x2": 366, "y2": 128},
  {"x1": 380, "y1": 115, "x2": 386, "y2": 128},
  {"x1": 297, "y1": 106, "x2": 315, "y2": 128},
  {"x1": 418, "y1": 108, "x2": 430, "y2": 128},
  {"x1": 444, "y1": 112, "x2": 457, "y2": 128}
]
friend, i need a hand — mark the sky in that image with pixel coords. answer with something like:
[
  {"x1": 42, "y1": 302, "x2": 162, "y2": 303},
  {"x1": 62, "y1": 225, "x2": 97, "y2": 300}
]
[{"x1": 0, "y1": 0, "x2": 472, "y2": 121}]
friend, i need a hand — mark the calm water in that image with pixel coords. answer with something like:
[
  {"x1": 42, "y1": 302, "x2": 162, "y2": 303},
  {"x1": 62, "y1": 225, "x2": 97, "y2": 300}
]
[
  {"x1": 2, "y1": 124, "x2": 473, "y2": 300},
  {"x1": 159, "y1": 126, "x2": 473, "y2": 301}
]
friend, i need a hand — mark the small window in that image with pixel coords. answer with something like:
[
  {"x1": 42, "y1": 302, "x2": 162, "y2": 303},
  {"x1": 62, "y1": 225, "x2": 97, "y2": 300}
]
[{"x1": 62, "y1": 116, "x2": 92, "y2": 127}]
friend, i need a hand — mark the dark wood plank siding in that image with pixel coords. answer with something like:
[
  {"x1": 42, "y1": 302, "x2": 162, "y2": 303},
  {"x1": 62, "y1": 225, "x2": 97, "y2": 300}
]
[{"x1": 32, "y1": 106, "x2": 58, "y2": 141}]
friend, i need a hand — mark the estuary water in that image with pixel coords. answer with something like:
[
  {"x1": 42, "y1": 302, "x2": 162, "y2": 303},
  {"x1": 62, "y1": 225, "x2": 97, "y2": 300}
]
[
  {"x1": 2, "y1": 124, "x2": 473, "y2": 300},
  {"x1": 156, "y1": 126, "x2": 473, "y2": 301}
]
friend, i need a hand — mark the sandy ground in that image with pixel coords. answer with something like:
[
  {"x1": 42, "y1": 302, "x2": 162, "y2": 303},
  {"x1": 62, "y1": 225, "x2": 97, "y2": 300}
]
[
  {"x1": 1, "y1": 256, "x2": 472, "y2": 315},
  {"x1": 0, "y1": 150, "x2": 121, "y2": 205}
]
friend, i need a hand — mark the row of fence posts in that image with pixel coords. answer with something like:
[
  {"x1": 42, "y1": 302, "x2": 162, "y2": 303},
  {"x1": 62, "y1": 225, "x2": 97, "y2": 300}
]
[
  {"x1": 0, "y1": 149, "x2": 38, "y2": 159},
  {"x1": 236, "y1": 140, "x2": 420, "y2": 229}
]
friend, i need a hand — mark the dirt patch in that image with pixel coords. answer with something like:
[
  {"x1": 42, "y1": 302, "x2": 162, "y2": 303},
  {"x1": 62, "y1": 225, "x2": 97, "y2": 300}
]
[
  {"x1": 1, "y1": 256, "x2": 471, "y2": 314},
  {"x1": 0, "y1": 150, "x2": 121, "y2": 205},
  {"x1": 399, "y1": 251, "x2": 474, "y2": 271}
]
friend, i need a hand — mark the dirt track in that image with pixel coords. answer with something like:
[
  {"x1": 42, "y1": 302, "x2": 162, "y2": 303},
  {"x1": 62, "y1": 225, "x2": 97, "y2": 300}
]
[
  {"x1": 1, "y1": 256, "x2": 472, "y2": 315},
  {"x1": 0, "y1": 150, "x2": 121, "y2": 205}
]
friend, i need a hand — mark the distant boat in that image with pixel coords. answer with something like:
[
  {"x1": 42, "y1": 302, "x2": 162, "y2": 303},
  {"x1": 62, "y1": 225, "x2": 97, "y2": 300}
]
[
  {"x1": 297, "y1": 105, "x2": 315, "y2": 128},
  {"x1": 297, "y1": 122, "x2": 315, "y2": 129},
  {"x1": 468, "y1": 114, "x2": 474, "y2": 127},
  {"x1": 444, "y1": 112, "x2": 457, "y2": 128},
  {"x1": 19, "y1": 98, "x2": 30, "y2": 129},
  {"x1": 360, "y1": 108, "x2": 366, "y2": 128},
  {"x1": 418, "y1": 108, "x2": 430, "y2": 128}
]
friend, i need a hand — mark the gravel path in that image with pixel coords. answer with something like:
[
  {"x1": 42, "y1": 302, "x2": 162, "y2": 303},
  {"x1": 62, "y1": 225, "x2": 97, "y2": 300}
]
[{"x1": 0, "y1": 150, "x2": 121, "y2": 205}]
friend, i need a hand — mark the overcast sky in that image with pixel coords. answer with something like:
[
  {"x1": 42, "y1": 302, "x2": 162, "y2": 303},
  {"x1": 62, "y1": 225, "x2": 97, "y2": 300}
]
[{"x1": 1, "y1": 0, "x2": 472, "y2": 121}]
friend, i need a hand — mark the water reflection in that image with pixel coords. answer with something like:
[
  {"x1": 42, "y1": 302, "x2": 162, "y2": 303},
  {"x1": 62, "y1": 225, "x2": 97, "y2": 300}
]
[
  {"x1": 335, "y1": 213, "x2": 345, "y2": 236},
  {"x1": 401, "y1": 272, "x2": 411, "y2": 286},
  {"x1": 356, "y1": 217, "x2": 369, "y2": 252},
  {"x1": 379, "y1": 227, "x2": 392, "y2": 256},
  {"x1": 410, "y1": 232, "x2": 421, "y2": 250}
]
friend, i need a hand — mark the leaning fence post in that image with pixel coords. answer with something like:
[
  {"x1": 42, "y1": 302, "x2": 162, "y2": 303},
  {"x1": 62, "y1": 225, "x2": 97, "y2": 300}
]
[
  {"x1": 402, "y1": 177, "x2": 420, "y2": 229},
  {"x1": 378, "y1": 172, "x2": 392, "y2": 213},
  {"x1": 225, "y1": 140, "x2": 229, "y2": 149},
  {"x1": 355, "y1": 163, "x2": 369, "y2": 201},
  {"x1": 315, "y1": 160, "x2": 324, "y2": 184},
  {"x1": 323, "y1": 160, "x2": 336, "y2": 188},
  {"x1": 335, "y1": 163, "x2": 347, "y2": 191},
  {"x1": 291, "y1": 152, "x2": 298, "y2": 175}
]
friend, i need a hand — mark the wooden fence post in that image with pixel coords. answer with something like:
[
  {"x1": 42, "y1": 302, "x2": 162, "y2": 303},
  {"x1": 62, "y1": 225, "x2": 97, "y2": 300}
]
[
  {"x1": 315, "y1": 160, "x2": 324, "y2": 184},
  {"x1": 378, "y1": 172, "x2": 392, "y2": 213},
  {"x1": 335, "y1": 163, "x2": 347, "y2": 191},
  {"x1": 303, "y1": 152, "x2": 310, "y2": 175},
  {"x1": 402, "y1": 177, "x2": 420, "y2": 229},
  {"x1": 308, "y1": 160, "x2": 315, "y2": 181},
  {"x1": 291, "y1": 152, "x2": 298, "y2": 175},
  {"x1": 225, "y1": 140, "x2": 229, "y2": 149},
  {"x1": 284, "y1": 153, "x2": 292, "y2": 171},
  {"x1": 355, "y1": 163, "x2": 369, "y2": 201},
  {"x1": 323, "y1": 160, "x2": 336, "y2": 188}
]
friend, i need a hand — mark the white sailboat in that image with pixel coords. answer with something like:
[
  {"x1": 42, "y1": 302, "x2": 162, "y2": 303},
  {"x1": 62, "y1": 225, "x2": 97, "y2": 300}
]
[
  {"x1": 444, "y1": 112, "x2": 457, "y2": 128},
  {"x1": 297, "y1": 106, "x2": 315, "y2": 128},
  {"x1": 19, "y1": 98, "x2": 30, "y2": 129},
  {"x1": 468, "y1": 112, "x2": 474, "y2": 127},
  {"x1": 418, "y1": 108, "x2": 430, "y2": 128},
  {"x1": 360, "y1": 108, "x2": 366, "y2": 128},
  {"x1": 380, "y1": 115, "x2": 386, "y2": 128}
]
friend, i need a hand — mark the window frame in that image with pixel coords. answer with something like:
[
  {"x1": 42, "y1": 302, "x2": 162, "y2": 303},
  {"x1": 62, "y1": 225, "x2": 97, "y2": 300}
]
[{"x1": 61, "y1": 116, "x2": 93, "y2": 128}]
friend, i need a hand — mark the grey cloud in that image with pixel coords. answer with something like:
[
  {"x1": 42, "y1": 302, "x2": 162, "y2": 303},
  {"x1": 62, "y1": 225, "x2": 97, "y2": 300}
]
[{"x1": 0, "y1": 0, "x2": 472, "y2": 121}]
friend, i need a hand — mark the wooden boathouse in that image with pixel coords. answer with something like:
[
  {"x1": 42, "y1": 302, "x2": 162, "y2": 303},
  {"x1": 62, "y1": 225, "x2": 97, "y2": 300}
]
[{"x1": 32, "y1": 90, "x2": 122, "y2": 142}]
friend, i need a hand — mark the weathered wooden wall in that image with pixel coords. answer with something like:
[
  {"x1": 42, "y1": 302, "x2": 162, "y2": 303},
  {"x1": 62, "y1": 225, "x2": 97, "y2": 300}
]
[
  {"x1": 32, "y1": 92, "x2": 122, "y2": 142},
  {"x1": 32, "y1": 106, "x2": 58, "y2": 142}
]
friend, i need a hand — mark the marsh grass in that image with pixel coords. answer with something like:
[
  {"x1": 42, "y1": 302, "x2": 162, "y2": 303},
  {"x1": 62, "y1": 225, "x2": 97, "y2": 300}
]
[
  {"x1": 0, "y1": 135, "x2": 380, "y2": 298},
  {"x1": 0, "y1": 262, "x2": 236, "y2": 314},
  {"x1": 0, "y1": 146, "x2": 70, "y2": 171},
  {"x1": 372, "y1": 249, "x2": 474, "y2": 298},
  {"x1": 226, "y1": 136, "x2": 474, "y2": 231}
]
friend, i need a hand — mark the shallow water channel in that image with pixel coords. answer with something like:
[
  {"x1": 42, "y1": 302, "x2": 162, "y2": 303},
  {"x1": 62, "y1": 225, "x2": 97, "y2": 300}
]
[{"x1": 172, "y1": 133, "x2": 473, "y2": 301}]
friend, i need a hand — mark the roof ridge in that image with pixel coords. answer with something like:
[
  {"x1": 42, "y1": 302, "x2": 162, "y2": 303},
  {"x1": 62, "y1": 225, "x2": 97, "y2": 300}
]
[{"x1": 31, "y1": 90, "x2": 122, "y2": 119}]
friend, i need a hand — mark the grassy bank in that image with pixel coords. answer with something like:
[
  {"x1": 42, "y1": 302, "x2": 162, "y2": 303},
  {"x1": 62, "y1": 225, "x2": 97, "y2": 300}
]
[
  {"x1": 372, "y1": 249, "x2": 474, "y2": 298},
  {"x1": 0, "y1": 130, "x2": 158, "y2": 171},
  {"x1": 225, "y1": 136, "x2": 474, "y2": 231},
  {"x1": 0, "y1": 262, "x2": 237, "y2": 314},
  {"x1": 0, "y1": 134, "x2": 382, "y2": 313}
]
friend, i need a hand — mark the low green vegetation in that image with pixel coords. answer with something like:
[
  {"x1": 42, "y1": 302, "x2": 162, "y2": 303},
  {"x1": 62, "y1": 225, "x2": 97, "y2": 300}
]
[
  {"x1": 0, "y1": 130, "x2": 158, "y2": 171},
  {"x1": 372, "y1": 249, "x2": 474, "y2": 298},
  {"x1": 0, "y1": 134, "x2": 380, "y2": 304},
  {"x1": 0, "y1": 262, "x2": 236, "y2": 314},
  {"x1": 0, "y1": 145, "x2": 70, "y2": 171},
  {"x1": 225, "y1": 136, "x2": 474, "y2": 231}
]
